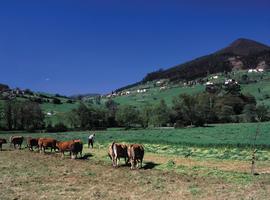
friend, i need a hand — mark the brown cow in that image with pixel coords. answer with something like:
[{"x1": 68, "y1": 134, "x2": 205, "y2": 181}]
[
  {"x1": 10, "y1": 136, "x2": 24, "y2": 149},
  {"x1": 128, "y1": 144, "x2": 144, "y2": 169},
  {"x1": 70, "y1": 139, "x2": 83, "y2": 159},
  {"x1": 0, "y1": 138, "x2": 7, "y2": 151},
  {"x1": 38, "y1": 138, "x2": 57, "y2": 153},
  {"x1": 56, "y1": 140, "x2": 75, "y2": 158},
  {"x1": 109, "y1": 142, "x2": 129, "y2": 167},
  {"x1": 27, "y1": 137, "x2": 39, "y2": 151}
]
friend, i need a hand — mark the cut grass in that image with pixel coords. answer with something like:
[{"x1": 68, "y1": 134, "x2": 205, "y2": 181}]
[{"x1": 0, "y1": 147, "x2": 269, "y2": 200}]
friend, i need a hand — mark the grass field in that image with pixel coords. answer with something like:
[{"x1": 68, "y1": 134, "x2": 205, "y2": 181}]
[
  {"x1": 0, "y1": 143, "x2": 269, "y2": 199},
  {"x1": 1, "y1": 122, "x2": 270, "y2": 161},
  {"x1": 1, "y1": 122, "x2": 270, "y2": 199}
]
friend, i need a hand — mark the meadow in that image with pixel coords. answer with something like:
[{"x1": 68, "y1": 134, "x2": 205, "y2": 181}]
[
  {"x1": 1, "y1": 124, "x2": 270, "y2": 199},
  {"x1": 1, "y1": 122, "x2": 270, "y2": 161}
]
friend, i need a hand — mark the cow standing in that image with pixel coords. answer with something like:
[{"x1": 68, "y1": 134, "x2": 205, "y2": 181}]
[
  {"x1": 38, "y1": 138, "x2": 57, "y2": 153},
  {"x1": 27, "y1": 137, "x2": 39, "y2": 151},
  {"x1": 70, "y1": 140, "x2": 83, "y2": 159},
  {"x1": 109, "y1": 142, "x2": 129, "y2": 167},
  {"x1": 128, "y1": 144, "x2": 144, "y2": 169},
  {"x1": 56, "y1": 140, "x2": 75, "y2": 158},
  {"x1": 0, "y1": 138, "x2": 7, "y2": 151},
  {"x1": 10, "y1": 136, "x2": 24, "y2": 149}
]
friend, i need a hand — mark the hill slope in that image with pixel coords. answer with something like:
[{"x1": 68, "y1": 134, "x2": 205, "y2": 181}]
[{"x1": 141, "y1": 38, "x2": 270, "y2": 84}]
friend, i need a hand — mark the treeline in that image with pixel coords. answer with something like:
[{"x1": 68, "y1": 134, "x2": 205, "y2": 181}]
[
  {"x1": 111, "y1": 94, "x2": 269, "y2": 129},
  {"x1": 0, "y1": 100, "x2": 44, "y2": 131},
  {"x1": 1, "y1": 83, "x2": 270, "y2": 132}
]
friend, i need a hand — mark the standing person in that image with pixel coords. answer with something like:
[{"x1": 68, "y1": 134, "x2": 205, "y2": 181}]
[{"x1": 88, "y1": 133, "x2": 95, "y2": 148}]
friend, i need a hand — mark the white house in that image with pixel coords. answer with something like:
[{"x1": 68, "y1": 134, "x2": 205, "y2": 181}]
[
  {"x1": 205, "y1": 81, "x2": 214, "y2": 85},
  {"x1": 160, "y1": 86, "x2": 167, "y2": 90},
  {"x1": 248, "y1": 69, "x2": 258, "y2": 73}
]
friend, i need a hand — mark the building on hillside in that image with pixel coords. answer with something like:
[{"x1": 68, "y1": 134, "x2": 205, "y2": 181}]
[
  {"x1": 160, "y1": 86, "x2": 167, "y2": 90},
  {"x1": 248, "y1": 69, "x2": 258, "y2": 73},
  {"x1": 205, "y1": 81, "x2": 214, "y2": 86}
]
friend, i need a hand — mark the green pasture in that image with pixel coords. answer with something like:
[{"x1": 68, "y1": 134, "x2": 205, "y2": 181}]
[
  {"x1": 1, "y1": 122, "x2": 270, "y2": 161},
  {"x1": 112, "y1": 71, "x2": 270, "y2": 106},
  {"x1": 113, "y1": 84, "x2": 204, "y2": 106}
]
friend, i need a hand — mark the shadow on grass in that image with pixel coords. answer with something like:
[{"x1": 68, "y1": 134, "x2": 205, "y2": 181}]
[
  {"x1": 0, "y1": 148, "x2": 13, "y2": 151},
  {"x1": 78, "y1": 153, "x2": 93, "y2": 160},
  {"x1": 143, "y1": 161, "x2": 160, "y2": 170},
  {"x1": 202, "y1": 125, "x2": 215, "y2": 128}
]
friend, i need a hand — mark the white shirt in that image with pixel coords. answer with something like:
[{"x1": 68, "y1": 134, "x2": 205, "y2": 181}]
[{"x1": 89, "y1": 134, "x2": 95, "y2": 140}]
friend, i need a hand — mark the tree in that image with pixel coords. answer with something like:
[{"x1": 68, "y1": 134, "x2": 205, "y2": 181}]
[
  {"x1": 140, "y1": 104, "x2": 153, "y2": 128},
  {"x1": 94, "y1": 96, "x2": 101, "y2": 105},
  {"x1": 150, "y1": 100, "x2": 170, "y2": 127},
  {"x1": 241, "y1": 74, "x2": 249, "y2": 84},
  {"x1": 0, "y1": 83, "x2": 9, "y2": 92},
  {"x1": 224, "y1": 80, "x2": 241, "y2": 95},
  {"x1": 76, "y1": 103, "x2": 92, "y2": 129},
  {"x1": 67, "y1": 103, "x2": 107, "y2": 130},
  {"x1": 52, "y1": 98, "x2": 61, "y2": 104},
  {"x1": 46, "y1": 122, "x2": 68, "y2": 132},
  {"x1": 256, "y1": 105, "x2": 270, "y2": 122},
  {"x1": 3, "y1": 100, "x2": 12, "y2": 130},
  {"x1": 196, "y1": 93, "x2": 217, "y2": 124},
  {"x1": 105, "y1": 99, "x2": 118, "y2": 127},
  {"x1": 115, "y1": 105, "x2": 140, "y2": 129},
  {"x1": 172, "y1": 94, "x2": 205, "y2": 126},
  {"x1": 23, "y1": 101, "x2": 45, "y2": 131},
  {"x1": 67, "y1": 109, "x2": 80, "y2": 129},
  {"x1": 3, "y1": 100, "x2": 44, "y2": 131},
  {"x1": 218, "y1": 105, "x2": 234, "y2": 123},
  {"x1": 242, "y1": 104, "x2": 257, "y2": 122}
]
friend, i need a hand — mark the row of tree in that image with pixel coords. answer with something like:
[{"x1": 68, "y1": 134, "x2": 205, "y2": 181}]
[
  {"x1": 0, "y1": 100, "x2": 44, "y2": 131},
  {"x1": 111, "y1": 93, "x2": 270, "y2": 129},
  {"x1": 1, "y1": 91, "x2": 270, "y2": 131}
]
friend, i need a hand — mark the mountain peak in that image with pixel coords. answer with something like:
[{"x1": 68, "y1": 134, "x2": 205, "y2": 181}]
[{"x1": 217, "y1": 38, "x2": 270, "y2": 56}]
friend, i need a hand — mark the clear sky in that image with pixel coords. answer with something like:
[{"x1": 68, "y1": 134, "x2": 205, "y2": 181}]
[{"x1": 0, "y1": 0, "x2": 269, "y2": 95}]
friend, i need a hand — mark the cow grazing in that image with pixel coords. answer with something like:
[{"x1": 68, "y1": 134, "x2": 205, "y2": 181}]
[
  {"x1": 0, "y1": 138, "x2": 7, "y2": 151},
  {"x1": 10, "y1": 136, "x2": 24, "y2": 149},
  {"x1": 70, "y1": 140, "x2": 83, "y2": 159},
  {"x1": 27, "y1": 137, "x2": 39, "y2": 151},
  {"x1": 128, "y1": 144, "x2": 144, "y2": 169},
  {"x1": 38, "y1": 138, "x2": 57, "y2": 153},
  {"x1": 109, "y1": 142, "x2": 129, "y2": 167}
]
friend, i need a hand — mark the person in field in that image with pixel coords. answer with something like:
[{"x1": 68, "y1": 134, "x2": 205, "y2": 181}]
[{"x1": 88, "y1": 133, "x2": 95, "y2": 148}]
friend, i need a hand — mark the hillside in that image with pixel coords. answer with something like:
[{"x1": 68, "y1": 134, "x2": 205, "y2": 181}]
[
  {"x1": 116, "y1": 38, "x2": 270, "y2": 88},
  {"x1": 109, "y1": 70, "x2": 270, "y2": 107},
  {"x1": 0, "y1": 85, "x2": 81, "y2": 125},
  {"x1": 217, "y1": 38, "x2": 270, "y2": 56}
]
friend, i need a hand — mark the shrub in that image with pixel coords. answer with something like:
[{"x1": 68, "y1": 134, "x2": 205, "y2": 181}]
[
  {"x1": 66, "y1": 99, "x2": 73, "y2": 104},
  {"x1": 52, "y1": 98, "x2": 61, "y2": 104},
  {"x1": 46, "y1": 123, "x2": 68, "y2": 132}
]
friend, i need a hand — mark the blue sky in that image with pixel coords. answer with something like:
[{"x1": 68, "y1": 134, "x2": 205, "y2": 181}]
[{"x1": 0, "y1": 0, "x2": 269, "y2": 95}]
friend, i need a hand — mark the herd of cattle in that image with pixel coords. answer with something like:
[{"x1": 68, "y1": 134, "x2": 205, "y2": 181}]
[{"x1": 0, "y1": 136, "x2": 144, "y2": 170}]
